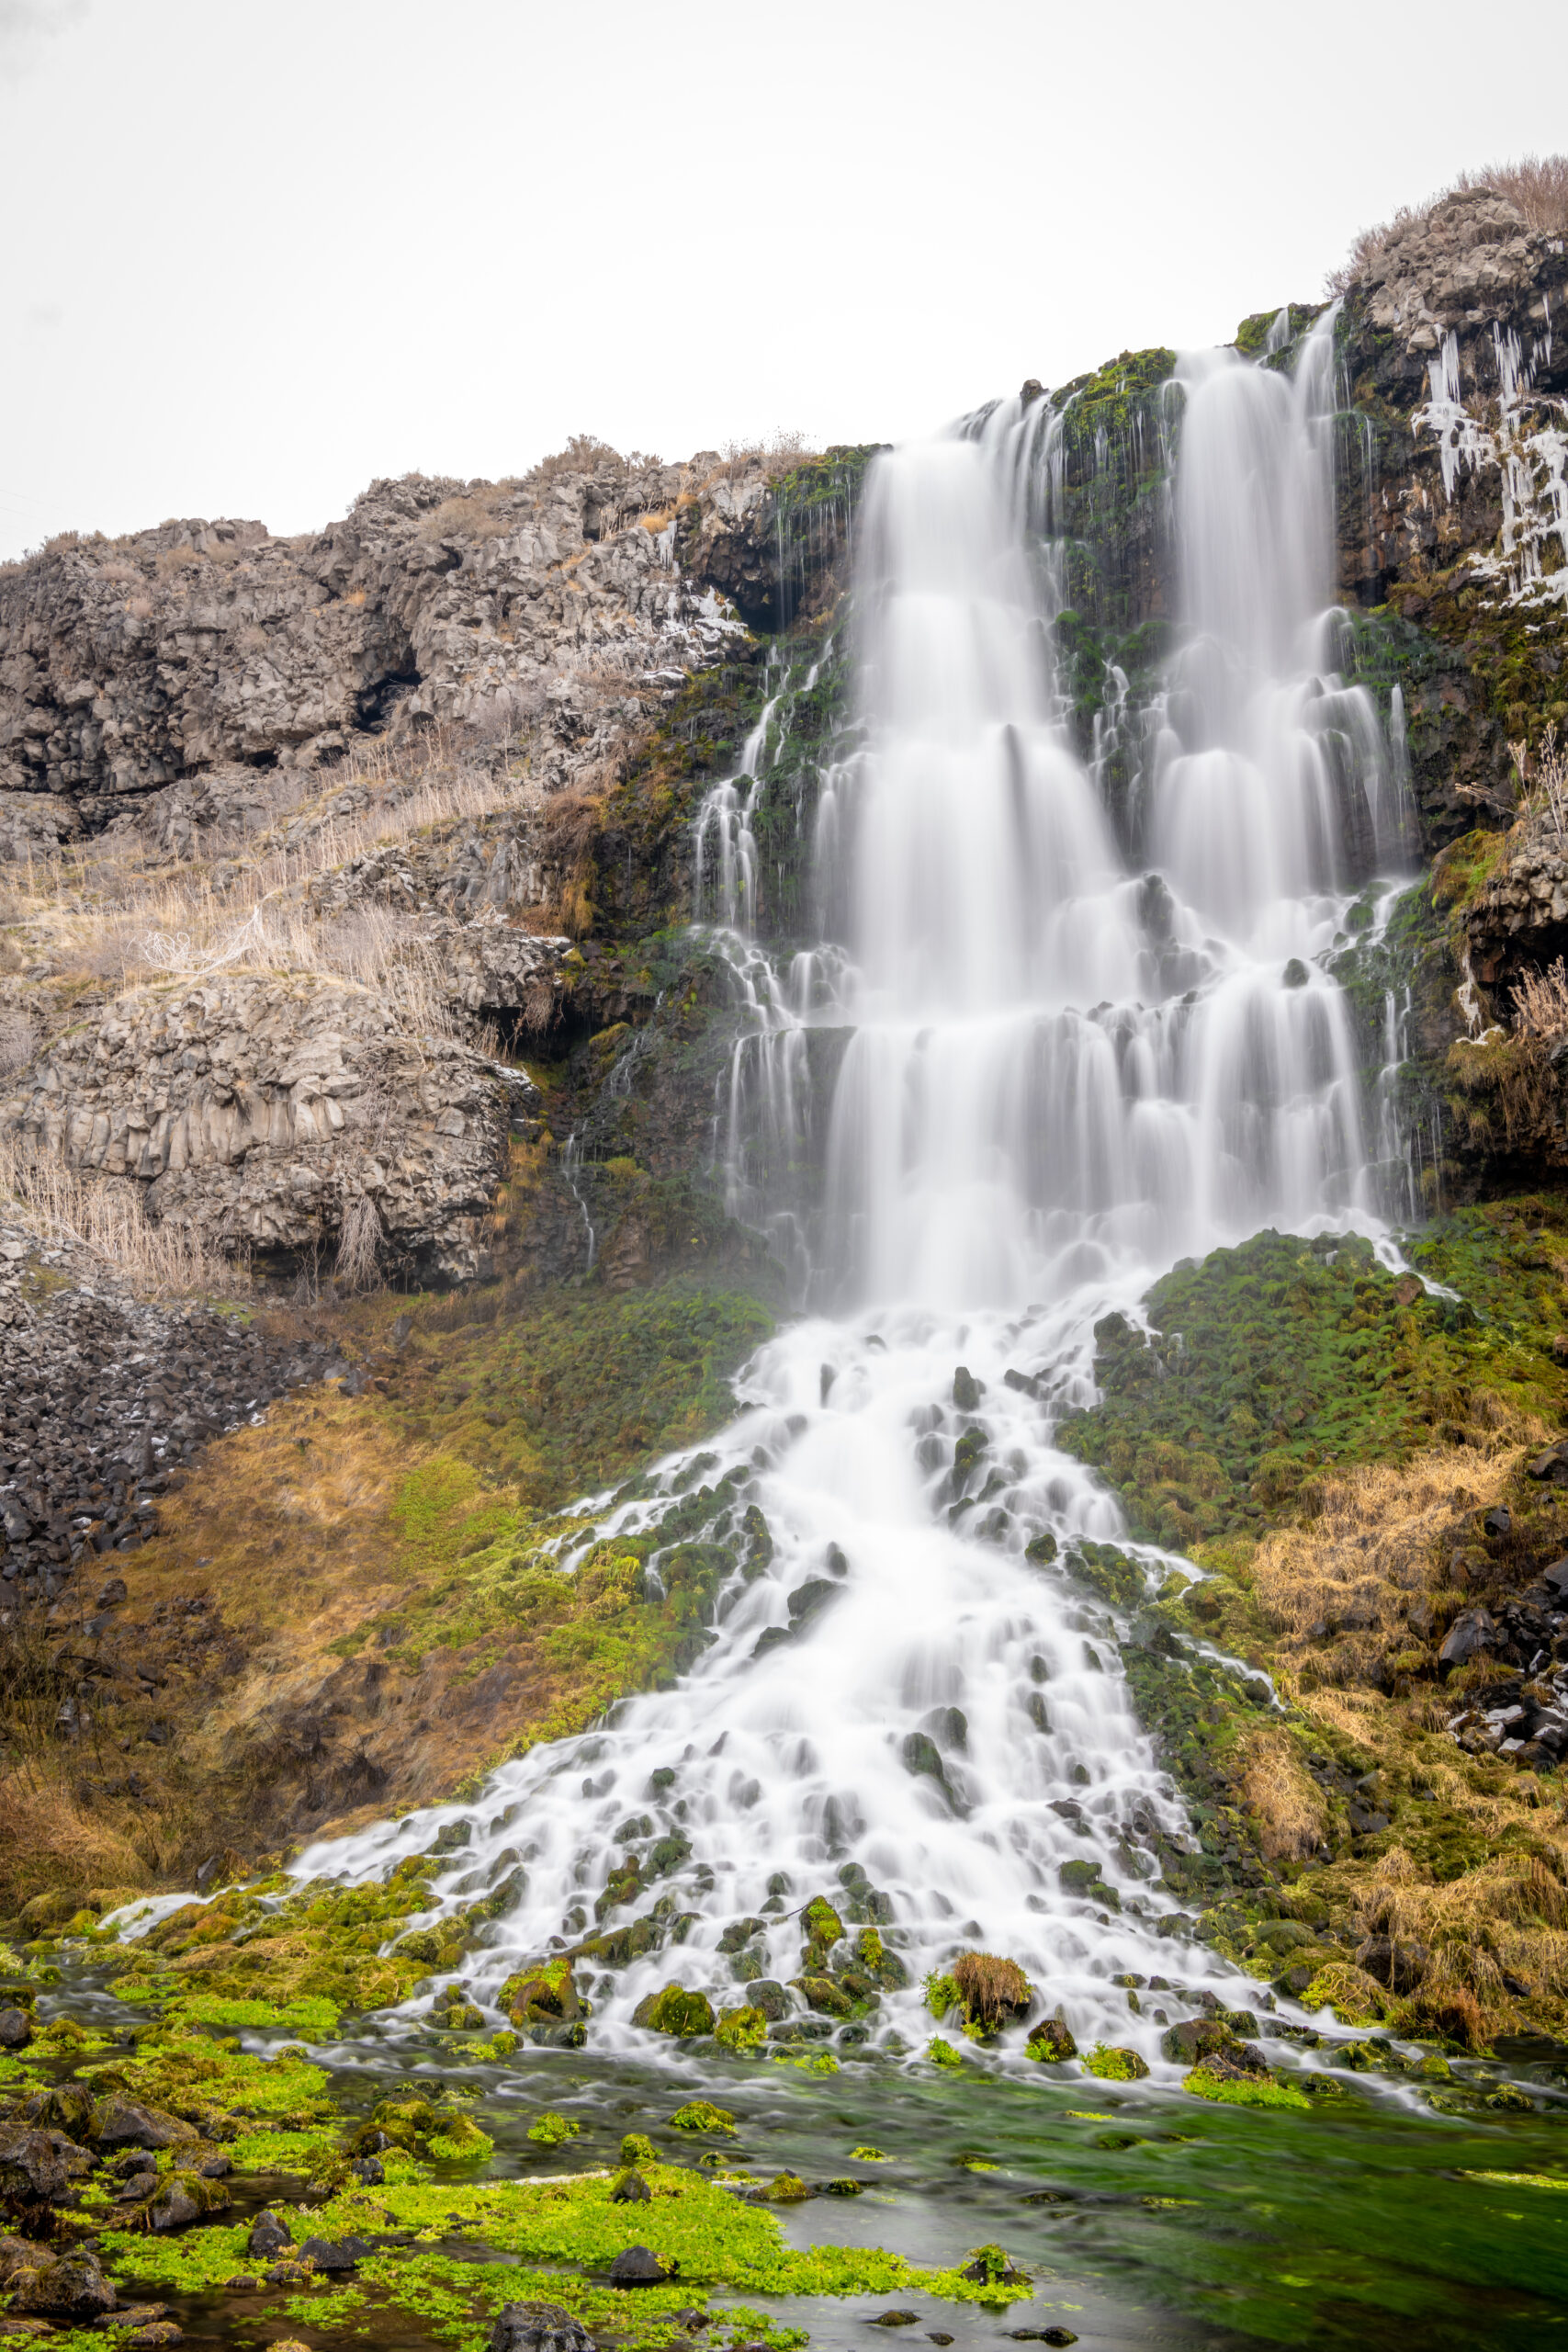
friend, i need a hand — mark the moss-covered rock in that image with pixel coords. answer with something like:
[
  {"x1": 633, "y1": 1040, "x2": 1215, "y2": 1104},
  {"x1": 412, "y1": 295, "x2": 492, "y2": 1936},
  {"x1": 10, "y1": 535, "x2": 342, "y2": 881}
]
[{"x1": 630, "y1": 1982, "x2": 715, "y2": 2038}]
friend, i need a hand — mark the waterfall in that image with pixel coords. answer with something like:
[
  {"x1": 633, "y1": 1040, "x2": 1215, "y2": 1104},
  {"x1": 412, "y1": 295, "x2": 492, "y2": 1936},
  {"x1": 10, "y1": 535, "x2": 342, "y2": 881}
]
[{"x1": 298, "y1": 316, "x2": 1414, "y2": 2069}]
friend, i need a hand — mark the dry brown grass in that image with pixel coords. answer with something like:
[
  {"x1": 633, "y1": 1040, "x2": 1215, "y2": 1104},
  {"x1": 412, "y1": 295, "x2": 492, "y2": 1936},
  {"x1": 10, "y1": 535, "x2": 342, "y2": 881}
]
[
  {"x1": 1329, "y1": 152, "x2": 1568, "y2": 293},
  {"x1": 952, "y1": 1950, "x2": 1032, "y2": 2026},
  {"x1": 1512, "y1": 956, "x2": 1568, "y2": 1042},
  {"x1": 1511, "y1": 722, "x2": 1568, "y2": 848},
  {"x1": 419, "y1": 487, "x2": 520, "y2": 543},
  {"x1": 5, "y1": 728, "x2": 531, "y2": 1006},
  {"x1": 1252, "y1": 1436, "x2": 1532, "y2": 1685},
  {"x1": 1236, "y1": 1725, "x2": 1329, "y2": 1860},
  {"x1": 0, "y1": 1766, "x2": 152, "y2": 1917},
  {"x1": 1349, "y1": 1838, "x2": 1568, "y2": 2022},
  {"x1": 0, "y1": 1128, "x2": 241, "y2": 1298}
]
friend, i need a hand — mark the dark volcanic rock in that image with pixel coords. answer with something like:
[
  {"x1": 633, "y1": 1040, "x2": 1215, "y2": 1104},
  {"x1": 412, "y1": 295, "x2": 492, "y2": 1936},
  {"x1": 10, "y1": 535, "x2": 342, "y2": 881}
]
[{"x1": 491, "y1": 2304, "x2": 597, "y2": 2352}]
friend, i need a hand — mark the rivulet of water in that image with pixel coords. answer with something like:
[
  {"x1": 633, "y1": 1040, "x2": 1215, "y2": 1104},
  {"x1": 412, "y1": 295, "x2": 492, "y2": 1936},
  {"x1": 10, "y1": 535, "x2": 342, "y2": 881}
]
[{"x1": 291, "y1": 316, "x2": 1419, "y2": 2074}]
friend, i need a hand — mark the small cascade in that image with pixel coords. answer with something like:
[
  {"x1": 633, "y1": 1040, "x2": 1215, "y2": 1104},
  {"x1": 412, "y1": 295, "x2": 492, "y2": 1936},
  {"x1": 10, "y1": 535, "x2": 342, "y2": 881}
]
[{"x1": 297, "y1": 314, "x2": 1424, "y2": 2074}]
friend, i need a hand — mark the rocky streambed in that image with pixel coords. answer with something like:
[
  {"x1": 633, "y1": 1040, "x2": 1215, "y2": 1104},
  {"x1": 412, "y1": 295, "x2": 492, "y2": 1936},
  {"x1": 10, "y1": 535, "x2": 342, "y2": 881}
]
[{"x1": 1, "y1": 1883, "x2": 1567, "y2": 2352}]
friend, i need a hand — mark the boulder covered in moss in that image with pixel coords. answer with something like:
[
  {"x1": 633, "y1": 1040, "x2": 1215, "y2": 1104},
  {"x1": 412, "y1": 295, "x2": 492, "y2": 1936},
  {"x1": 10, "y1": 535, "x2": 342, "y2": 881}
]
[
  {"x1": 500, "y1": 1956, "x2": 587, "y2": 2035},
  {"x1": 629, "y1": 1981, "x2": 715, "y2": 2037},
  {"x1": 1082, "y1": 2043, "x2": 1150, "y2": 2081},
  {"x1": 1026, "y1": 2017, "x2": 1078, "y2": 2062}
]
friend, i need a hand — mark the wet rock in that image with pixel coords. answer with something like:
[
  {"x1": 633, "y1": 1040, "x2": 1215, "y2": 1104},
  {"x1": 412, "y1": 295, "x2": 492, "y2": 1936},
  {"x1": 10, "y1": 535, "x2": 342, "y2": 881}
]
[
  {"x1": 351, "y1": 2156, "x2": 385, "y2": 2186},
  {"x1": 0, "y1": 2007, "x2": 31, "y2": 2050},
  {"x1": 0, "y1": 2124, "x2": 77, "y2": 2213},
  {"x1": 747, "y1": 1979, "x2": 789, "y2": 2021},
  {"x1": 629, "y1": 1981, "x2": 715, "y2": 2037},
  {"x1": 92, "y1": 2096, "x2": 197, "y2": 2153},
  {"x1": 502, "y1": 1957, "x2": 586, "y2": 2031},
  {"x1": 953, "y1": 1366, "x2": 982, "y2": 1411},
  {"x1": 786, "y1": 1577, "x2": 840, "y2": 1628},
  {"x1": 247, "y1": 2209, "x2": 294, "y2": 2258},
  {"x1": 301, "y1": 2234, "x2": 372, "y2": 2273},
  {"x1": 608, "y1": 2245, "x2": 674, "y2": 2286},
  {"x1": 1161, "y1": 2018, "x2": 1258, "y2": 2069},
  {"x1": 1026, "y1": 2018, "x2": 1078, "y2": 2063},
  {"x1": 1058, "y1": 1858, "x2": 1118, "y2": 1908},
  {"x1": 611, "y1": 2169, "x2": 652, "y2": 2204},
  {"x1": 792, "y1": 1973, "x2": 854, "y2": 2018},
  {"x1": 7, "y1": 2245, "x2": 118, "y2": 2319},
  {"x1": 150, "y1": 2170, "x2": 231, "y2": 2232},
  {"x1": 491, "y1": 2305, "x2": 599, "y2": 2352},
  {"x1": 868, "y1": 2312, "x2": 919, "y2": 2327}
]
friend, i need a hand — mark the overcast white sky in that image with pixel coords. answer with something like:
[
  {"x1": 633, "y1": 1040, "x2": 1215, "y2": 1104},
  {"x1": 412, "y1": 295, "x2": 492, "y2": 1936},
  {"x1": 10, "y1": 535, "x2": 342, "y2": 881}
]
[{"x1": 1, "y1": 0, "x2": 1562, "y2": 560}]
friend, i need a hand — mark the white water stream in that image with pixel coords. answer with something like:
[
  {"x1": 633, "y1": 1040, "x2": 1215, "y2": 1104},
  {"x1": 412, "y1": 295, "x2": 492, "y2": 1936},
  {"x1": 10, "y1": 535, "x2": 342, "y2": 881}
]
[{"x1": 295, "y1": 317, "x2": 1416, "y2": 2072}]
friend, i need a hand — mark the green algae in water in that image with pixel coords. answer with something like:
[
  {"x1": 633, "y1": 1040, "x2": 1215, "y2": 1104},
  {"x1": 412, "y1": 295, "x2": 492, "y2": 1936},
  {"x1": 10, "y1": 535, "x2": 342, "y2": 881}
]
[{"x1": 1184, "y1": 2064, "x2": 1312, "y2": 2110}]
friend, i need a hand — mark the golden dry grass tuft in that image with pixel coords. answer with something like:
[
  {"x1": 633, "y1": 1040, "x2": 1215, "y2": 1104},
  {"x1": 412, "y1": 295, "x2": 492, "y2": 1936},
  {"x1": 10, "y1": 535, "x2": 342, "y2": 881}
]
[
  {"x1": 1251, "y1": 1433, "x2": 1536, "y2": 1687},
  {"x1": 0, "y1": 1767, "x2": 153, "y2": 1916},
  {"x1": 1236, "y1": 1726, "x2": 1328, "y2": 1860},
  {"x1": 0, "y1": 1126, "x2": 240, "y2": 1298},
  {"x1": 952, "y1": 1950, "x2": 1032, "y2": 2026}
]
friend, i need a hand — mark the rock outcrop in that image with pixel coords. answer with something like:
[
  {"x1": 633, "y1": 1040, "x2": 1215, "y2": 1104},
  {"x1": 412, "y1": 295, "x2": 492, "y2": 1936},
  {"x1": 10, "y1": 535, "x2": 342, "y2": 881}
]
[
  {"x1": 1, "y1": 972, "x2": 525, "y2": 1282},
  {"x1": 0, "y1": 455, "x2": 751, "y2": 848}
]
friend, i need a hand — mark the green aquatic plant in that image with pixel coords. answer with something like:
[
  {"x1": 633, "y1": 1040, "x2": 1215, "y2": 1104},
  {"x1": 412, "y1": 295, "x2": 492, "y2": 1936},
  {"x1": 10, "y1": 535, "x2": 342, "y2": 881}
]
[{"x1": 527, "y1": 2109, "x2": 581, "y2": 2146}]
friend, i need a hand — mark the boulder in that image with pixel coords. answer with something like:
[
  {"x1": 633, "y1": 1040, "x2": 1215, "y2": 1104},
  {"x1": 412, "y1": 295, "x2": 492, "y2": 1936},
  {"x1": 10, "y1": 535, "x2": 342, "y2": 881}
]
[
  {"x1": 301, "y1": 2234, "x2": 371, "y2": 2273},
  {"x1": 0, "y1": 2008, "x2": 32, "y2": 2050},
  {"x1": 247, "y1": 2210, "x2": 294, "y2": 2258},
  {"x1": 607, "y1": 2245, "x2": 673, "y2": 2286},
  {"x1": 629, "y1": 1982, "x2": 715, "y2": 2037},
  {"x1": 491, "y1": 2306, "x2": 598, "y2": 2352},
  {"x1": 1026, "y1": 2018, "x2": 1078, "y2": 2063},
  {"x1": 92, "y1": 2096, "x2": 197, "y2": 2153},
  {"x1": 7, "y1": 2245, "x2": 118, "y2": 2320},
  {"x1": 0, "y1": 2124, "x2": 83, "y2": 2212},
  {"x1": 1438, "y1": 1607, "x2": 1497, "y2": 1671}
]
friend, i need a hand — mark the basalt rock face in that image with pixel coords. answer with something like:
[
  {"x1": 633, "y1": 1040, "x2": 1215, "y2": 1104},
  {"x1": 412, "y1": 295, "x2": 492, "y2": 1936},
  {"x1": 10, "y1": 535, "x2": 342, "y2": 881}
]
[
  {"x1": 1331, "y1": 189, "x2": 1568, "y2": 843},
  {"x1": 0, "y1": 457, "x2": 748, "y2": 850},
  {"x1": 1, "y1": 972, "x2": 522, "y2": 1283}
]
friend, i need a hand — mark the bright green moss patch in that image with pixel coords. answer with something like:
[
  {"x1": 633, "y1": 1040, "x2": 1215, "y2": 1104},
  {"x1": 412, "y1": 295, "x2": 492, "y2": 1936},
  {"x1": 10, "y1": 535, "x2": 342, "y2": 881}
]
[
  {"x1": 1185, "y1": 2065, "x2": 1312, "y2": 2111},
  {"x1": 527, "y1": 2109, "x2": 581, "y2": 2145},
  {"x1": 172, "y1": 1990, "x2": 342, "y2": 2037},
  {"x1": 1055, "y1": 1224, "x2": 1568, "y2": 1548},
  {"x1": 928, "y1": 2036, "x2": 965, "y2": 2069},
  {"x1": 1084, "y1": 2044, "x2": 1150, "y2": 2083},
  {"x1": 671, "y1": 2099, "x2": 737, "y2": 2133}
]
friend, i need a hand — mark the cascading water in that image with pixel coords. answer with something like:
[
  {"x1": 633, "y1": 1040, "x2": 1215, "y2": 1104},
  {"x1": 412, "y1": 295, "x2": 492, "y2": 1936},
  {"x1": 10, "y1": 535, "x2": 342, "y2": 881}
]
[{"x1": 296, "y1": 315, "x2": 1417, "y2": 2073}]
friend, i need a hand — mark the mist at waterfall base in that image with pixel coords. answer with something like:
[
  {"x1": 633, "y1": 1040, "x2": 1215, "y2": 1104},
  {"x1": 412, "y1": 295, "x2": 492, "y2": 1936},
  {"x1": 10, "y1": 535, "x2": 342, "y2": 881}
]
[{"x1": 167, "y1": 328, "x2": 1567, "y2": 2344}]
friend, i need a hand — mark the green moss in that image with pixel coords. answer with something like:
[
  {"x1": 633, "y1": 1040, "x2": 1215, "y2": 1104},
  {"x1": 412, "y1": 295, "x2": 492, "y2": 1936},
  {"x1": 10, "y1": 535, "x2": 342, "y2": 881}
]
[
  {"x1": 928, "y1": 2036, "x2": 965, "y2": 2069},
  {"x1": 1084, "y1": 2043, "x2": 1151, "y2": 2082},
  {"x1": 924, "y1": 1970, "x2": 961, "y2": 2019},
  {"x1": 671, "y1": 2099, "x2": 737, "y2": 2133},
  {"x1": 1185, "y1": 2064, "x2": 1312, "y2": 2110},
  {"x1": 1056, "y1": 1224, "x2": 1568, "y2": 1548},
  {"x1": 526, "y1": 2109, "x2": 581, "y2": 2145},
  {"x1": 714, "y1": 2004, "x2": 768, "y2": 2054}
]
